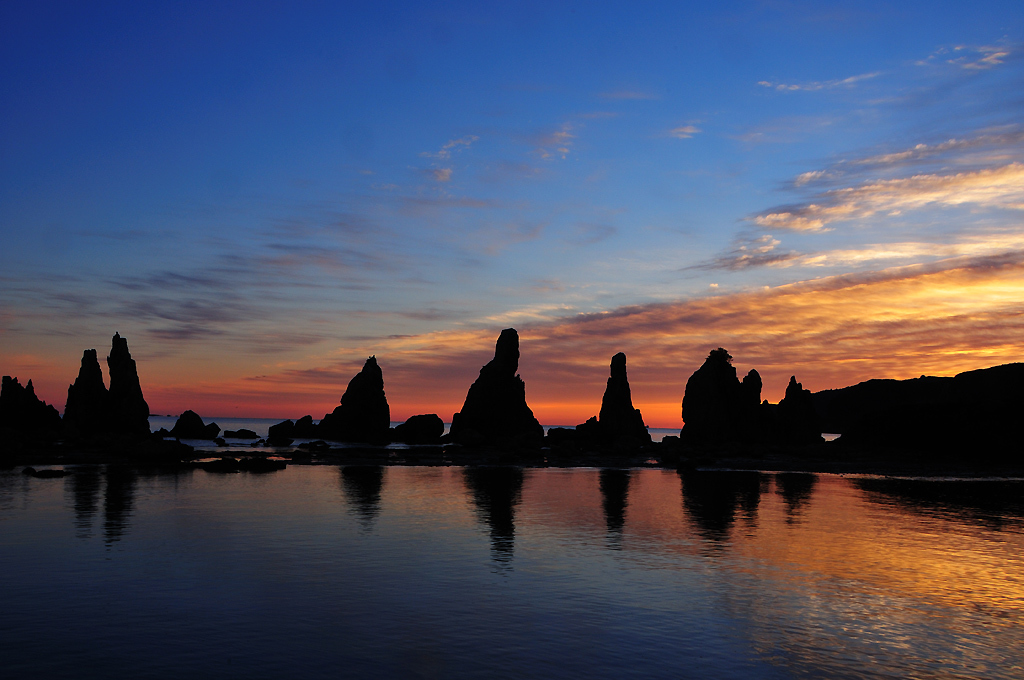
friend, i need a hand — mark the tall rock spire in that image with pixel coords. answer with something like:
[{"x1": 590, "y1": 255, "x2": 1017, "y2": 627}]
[
  {"x1": 318, "y1": 356, "x2": 391, "y2": 442},
  {"x1": 107, "y1": 332, "x2": 150, "y2": 435}
]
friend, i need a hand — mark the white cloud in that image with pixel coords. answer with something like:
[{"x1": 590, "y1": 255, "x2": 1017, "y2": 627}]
[
  {"x1": 757, "y1": 71, "x2": 880, "y2": 92},
  {"x1": 669, "y1": 125, "x2": 701, "y2": 139}
]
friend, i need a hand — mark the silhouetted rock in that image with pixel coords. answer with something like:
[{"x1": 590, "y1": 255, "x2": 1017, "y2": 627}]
[
  {"x1": 106, "y1": 333, "x2": 150, "y2": 435},
  {"x1": 680, "y1": 348, "x2": 762, "y2": 448},
  {"x1": 293, "y1": 415, "x2": 318, "y2": 437},
  {"x1": 269, "y1": 420, "x2": 295, "y2": 439},
  {"x1": 169, "y1": 410, "x2": 220, "y2": 440},
  {"x1": 811, "y1": 363, "x2": 1024, "y2": 454},
  {"x1": 224, "y1": 428, "x2": 258, "y2": 439},
  {"x1": 63, "y1": 349, "x2": 110, "y2": 436},
  {"x1": 776, "y1": 376, "x2": 823, "y2": 446},
  {"x1": 0, "y1": 376, "x2": 62, "y2": 436},
  {"x1": 450, "y1": 329, "x2": 544, "y2": 447},
  {"x1": 318, "y1": 357, "x2": 391, "y2": 443},
  {"x1": 577, "y1": 353, "x2": 651, "y2": 449},
  {"x1": 393, "y1": 414, "x2": 444, "y2": 444}
]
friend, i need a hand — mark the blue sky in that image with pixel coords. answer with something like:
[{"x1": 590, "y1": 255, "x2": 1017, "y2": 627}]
[{"x1": 3, "y1": 1, "x2": 1024, "y2": 423}]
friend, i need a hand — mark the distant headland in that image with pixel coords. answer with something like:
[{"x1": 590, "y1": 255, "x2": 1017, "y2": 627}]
[{"x1": 2, "y1": 329, "x2": 1023, "y2": 476}]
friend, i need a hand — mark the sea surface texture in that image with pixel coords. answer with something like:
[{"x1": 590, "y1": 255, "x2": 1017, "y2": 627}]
[{"x1": 1, "y1": 466, "x2": 1022, "y2": 679}]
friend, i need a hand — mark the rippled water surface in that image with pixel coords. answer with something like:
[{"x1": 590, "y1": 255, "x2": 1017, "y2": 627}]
[{"x1": 1, "y1": 466, "x2": 1022, "y2": 679}]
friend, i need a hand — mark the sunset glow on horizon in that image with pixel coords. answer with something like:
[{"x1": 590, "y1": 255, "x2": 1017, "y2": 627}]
[{"x1": 3, "y1": 2, "x2": 1024, "y2": 427}]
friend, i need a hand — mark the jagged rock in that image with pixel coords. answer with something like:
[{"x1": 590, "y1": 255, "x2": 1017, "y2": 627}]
[
  {"x1": 106, "y1": 333, "x2": 150, "y2": 435},
  {"x1": 449, "y1": 328, "x2": 544, "y2": 447},
  {"x1": 293, "y1": 415, "x2": 318, "y2": 437},
  {"x1": 593, "y1": 353, "x2": 651, "y2": 446},
  {"x1": 63, "y1": 349, "x2": 111, "y2": 436},
  {"x1": 0, "y1": 376, "x2": 62, "y2": 435},
  {"x1": 224, "y1": 428, "x2": 258, "y2": 439},
  {"x1": 269, "y1": 420, "x2": 295, "y2": 440},
  {"x1": 169, "y1": 410, "x2": 221, "y2": 440},
  {"x1": 680, "y1": 348, "x2": 763, "y2": 448},
  {"x1": 777, "y1": 376, "x2": 823, "y2": 446},
  {"x1": 393, "y1": 414, "x2": 444, "y2": 444},
  {"x1": 318, "y1": 357, "x2": 391, "y2": 443}
]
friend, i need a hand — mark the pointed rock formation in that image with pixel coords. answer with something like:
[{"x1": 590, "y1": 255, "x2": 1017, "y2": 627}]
[
  {"x1": 106, "y1": 333, "x2": 150, "y2": 435},
  {"x1": 170, "y1": 410, "x2": 221, "y2": 439},
  {"x1": 0, "y1": 376, "x2": 62, "y2": 435},
  {"x1": 63, "y1": 349, "x2": 110, "y2": 436},
  {"x1": 680, "y1": 348, "x2": 764, "y2": 448},
  {"x1": 449, "y1": 328, "x2": 543, "y2": 447},
  {"x1": 777, "y1": 376, "x2": 822, "y2": 446},
  {"x1": 596, "y1": 353, "x2": 651, "y2": 445},
  {"x1": 318, "y1": 356, "x2": 391, "y2": 442}
]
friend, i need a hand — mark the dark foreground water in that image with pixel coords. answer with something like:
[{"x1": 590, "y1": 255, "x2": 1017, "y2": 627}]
[{"x1": 1, "y1": 466, "x2": 1022, "y2": 679}]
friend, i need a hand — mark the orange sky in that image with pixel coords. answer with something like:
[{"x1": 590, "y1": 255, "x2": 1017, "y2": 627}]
[{"x1": 5, "y1": 250, "x2": 1022, "y2": 428}]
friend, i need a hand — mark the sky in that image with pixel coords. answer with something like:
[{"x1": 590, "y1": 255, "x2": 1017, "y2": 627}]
[{"x1": 3, "y1": 1, "x2": 1024, "y2": 427}]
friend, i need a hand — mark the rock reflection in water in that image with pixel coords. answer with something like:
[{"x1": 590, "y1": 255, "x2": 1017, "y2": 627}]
[
  {"x1": 775, "y1": 472, "x2": 817, "y2": 522},
  {"x1": 679, "y1": 470, "x2": 763, "y2": 544},
  {"x1": 598, "y1": 468, "x2": 631, "y2": 545},
  {"x1": 103, "y1": 466, "x2": 136, "y2": 545},
  {"x1": 66, "y1": 466, "x2": 103, "y2": 538},
  {"x1": 340, "y1": 466, "x2": 385, "y2": 529},
  {"x1": 463, "y1": 466, "x2": 525, "y2": 567},
  {"x1": 854, "y1": 477, "x2": 1024, "y2": 530}
]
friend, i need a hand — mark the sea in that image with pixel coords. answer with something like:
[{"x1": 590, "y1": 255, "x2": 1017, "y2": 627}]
[{"x1": 1, "y1": 420, "x2": 1022, "y2": 678}]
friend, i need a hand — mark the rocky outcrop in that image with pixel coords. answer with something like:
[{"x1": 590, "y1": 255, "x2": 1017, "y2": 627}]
[
  {"x1": 223, "y1": 428, "x2": 258, "y2": 439},
  {"x1": 592, "y1": 353, "x2": 651, "y2": 446},
  {"x1": 170, "y1": 410, "x2": 220, "y2": 440},
  {"x1": 776, "y1": 376, "x2": 822, "y2": 446},
  {"x1": 318, "y1": 357, "x2": 391, "y2": 443},
  {"x1": 680, "y1": 348, "x2": 763, "y2": 448},
  {"x1": 63, "y1": 349, "x2": 111, "y2": 436},
  {"x1": 449, "y1": 328, "x2": 543, "y2": 447},
  {"x1": 0, "y1": 376, "x2": 62, "y2": 435},
  {"x1": 106, "y1": 333, "x2": 150, "y2": 435},
  {"x1": 812, "y1": 362, "x2": 1024, "y2": 453},
  {"x1": 393, "y1": 414, "x2": 444, "y2": 444}
]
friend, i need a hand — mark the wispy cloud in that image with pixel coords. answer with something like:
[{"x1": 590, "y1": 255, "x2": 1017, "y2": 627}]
[
  {"x1": 598, "y1": 90, "x2": 659, "y2": 100},
  {"x1": 688, "y1": 234, "x2": 800, "y2": 270},
  {"x1": 532, "y1": 123, "x2": 576, "y2": 159},
  {"x1": 669, "y1": 125, "x2": 701, "y2": 139},
  {"x1": 569, "y1": 223, "x2": 616, "y2": 245},
  {"x1": 431, "y1": 168, "x2": 452, "y2": 182},
  {"x1": 757, "y1": 71, "x2": 880, "y2": 92},
  {"x1": 917, "y1": 44, "x2": 1012, "y2": 70},
  {"x1": 421, "y1": 135, "x2": 479, "y2": 160},
  {"x1": 754, "y1": 163, "x2": 1024, "y2": 232}
]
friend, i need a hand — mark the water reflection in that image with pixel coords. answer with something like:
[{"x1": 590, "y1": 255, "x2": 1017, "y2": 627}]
[
  {"x1": 340, "y1": 466, "x2": 385, "y2": 529},
  {"x1": 66, "y1": 466, "x2": 103, "y2": 538},
  {"x1": 854, "y1": 477, "x2": 1024, "y2": 530},
  {"x1": 679, "y1": 470, "x2": 763, "y2": 544},
  {"x1": 103, "y1": 466, "x2": 136, "y2": 546},
  {"x1": 462, "y1": 466, "x2": 524, "y2": 567},
  {"x1": 598, "y1": 469, "x2": 630, "y2": 546},
  {"x1": 775, "y1": 472, "x2": 817, "y2": 522}
]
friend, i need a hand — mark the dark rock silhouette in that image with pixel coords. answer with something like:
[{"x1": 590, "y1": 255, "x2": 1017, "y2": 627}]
[
  {"x1": 63, "y1": 349, "x2": 111, "y2": 436},
  {"x1": 224, "y1": 428, "x2": 258, "y2": 439},
  {"x1": 267, "y1": 419, "x2": 295, "y2": 444},
  {"x1": 293, "y1": 415, "x2": 319, "y2": 438},
  {"x1": 463, "y1": 466, "x2": 525, "y2": 566},
  {"x1": 812, "y1": 363, "x2": 1024, "y2": 454},
  {"x1": 450, "y1": 329, "x2": 543, "y2": 447},
  {"x1": 576, "y1": 353, "x2": 651, "y2": 449},
  {"x1": 169, "y1": 410, "x2": 220, "y2": 440},
  {"x1": 680, "y1": 348, "x2": 763, "y2": 448},
  {"x1": 319, "y1": 357, "x2": 391, "y2": 443},
  {"x1": 340, "y1": 465, "x2": 385, "y2": 529},
  {"x1": 679, "y1": 470, "x2": 764, "y2": 544},
  {"x1": 599, "y1": 468, "x2": 631, "y2": 538},
  {"x1": 0, "y1": 376, "x2": 62, "y2": 436},
  {"x1": 776, "y1": 376, "x2": 823, "y2": 446},
  {"x1": 393, "y1": 414, "x2": 444, "y2": 444},
  {"x1": 105, "y1": 333, "x2": 150, "y2": 435}
]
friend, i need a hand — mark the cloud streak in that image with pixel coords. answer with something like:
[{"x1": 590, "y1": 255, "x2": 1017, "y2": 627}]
[
  {"x1": 755, "y1": 163, "x2": 1024, "y2": 231},
  {"x1": 758, "y1": 72, "x2": 880, "y2": 92}
]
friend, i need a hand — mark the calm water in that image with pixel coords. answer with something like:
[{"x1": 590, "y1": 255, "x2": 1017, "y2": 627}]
[{"x1": 1, "y1": 466, "x2": 1023, "y2": 679}]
